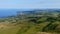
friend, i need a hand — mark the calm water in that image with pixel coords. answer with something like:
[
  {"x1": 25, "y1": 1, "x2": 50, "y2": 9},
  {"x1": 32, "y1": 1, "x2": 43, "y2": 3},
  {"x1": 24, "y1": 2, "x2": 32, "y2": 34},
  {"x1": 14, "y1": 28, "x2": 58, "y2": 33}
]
[
  {"x1": 0, "y1": 9, "x2": 18, "y2": 17},
  {"x1": 0, "y1": 9, "x2": 33, "y2": 17}
]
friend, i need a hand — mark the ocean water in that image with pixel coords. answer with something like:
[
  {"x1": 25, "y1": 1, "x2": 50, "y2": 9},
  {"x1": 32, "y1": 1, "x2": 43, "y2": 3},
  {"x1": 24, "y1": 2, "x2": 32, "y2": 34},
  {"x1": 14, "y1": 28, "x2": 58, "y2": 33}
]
[
  {"x1": 0, "y1": 9, "x2": 18, "y2": 17},
  {"x1": 0, "y1": 9, "x2": 33, "y2": 17}
]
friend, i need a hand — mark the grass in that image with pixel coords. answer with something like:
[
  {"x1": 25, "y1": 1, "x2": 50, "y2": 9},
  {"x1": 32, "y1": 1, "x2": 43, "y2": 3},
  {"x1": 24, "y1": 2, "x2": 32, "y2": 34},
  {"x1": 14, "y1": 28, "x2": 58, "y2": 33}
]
[
  {"x1": 0, "y1": 26, "x2": 20, "y2": 34},
  {"x1": 0, "y1": 10, "x2": 60, "y2": 34}
]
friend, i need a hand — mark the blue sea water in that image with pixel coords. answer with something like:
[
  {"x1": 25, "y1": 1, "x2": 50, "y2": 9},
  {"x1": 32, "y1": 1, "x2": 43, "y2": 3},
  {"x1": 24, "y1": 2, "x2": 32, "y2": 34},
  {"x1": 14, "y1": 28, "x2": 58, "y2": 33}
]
[
  {"x1": 0, "y1": 9, "x2": 33, "y2": 17},
  {"x1": 0, "y1": 9, "x2": 18, "y2": 17}
]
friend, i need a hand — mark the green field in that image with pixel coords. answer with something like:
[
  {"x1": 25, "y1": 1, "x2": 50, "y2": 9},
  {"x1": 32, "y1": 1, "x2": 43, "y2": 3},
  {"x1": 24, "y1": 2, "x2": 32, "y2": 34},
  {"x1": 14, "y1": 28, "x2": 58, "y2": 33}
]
[{"x1": 0, "y1": 10, "x2": 60, "y2": 34}]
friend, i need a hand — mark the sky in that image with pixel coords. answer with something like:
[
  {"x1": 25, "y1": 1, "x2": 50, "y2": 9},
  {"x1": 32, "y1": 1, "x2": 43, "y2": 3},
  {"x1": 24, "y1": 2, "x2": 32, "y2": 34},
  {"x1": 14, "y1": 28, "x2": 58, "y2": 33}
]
[{"x1": 0, "y1": 0, "x2": 60, "y2": 9}]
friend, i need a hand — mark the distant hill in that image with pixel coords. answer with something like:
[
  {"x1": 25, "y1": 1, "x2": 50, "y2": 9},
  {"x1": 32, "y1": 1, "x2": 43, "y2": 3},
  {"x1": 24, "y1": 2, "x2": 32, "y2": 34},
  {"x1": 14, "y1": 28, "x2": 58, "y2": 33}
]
[{"x1": 0, "y1": 9, "x2": 60, "y2": 17}]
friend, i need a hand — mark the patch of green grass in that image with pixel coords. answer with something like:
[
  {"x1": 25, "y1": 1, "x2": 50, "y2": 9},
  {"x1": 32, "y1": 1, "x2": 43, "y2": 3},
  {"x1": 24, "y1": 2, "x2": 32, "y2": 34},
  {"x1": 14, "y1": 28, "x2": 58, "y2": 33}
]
[{"x1": 0, "y1": 26, "x2": 20, "y2": 34}]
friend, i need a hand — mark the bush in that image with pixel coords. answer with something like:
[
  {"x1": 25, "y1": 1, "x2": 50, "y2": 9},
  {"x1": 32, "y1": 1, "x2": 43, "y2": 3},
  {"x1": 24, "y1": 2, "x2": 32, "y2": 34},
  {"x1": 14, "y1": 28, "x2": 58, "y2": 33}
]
[{"x1": 42, "y1": 23, "x2": 58, "y2": 32}]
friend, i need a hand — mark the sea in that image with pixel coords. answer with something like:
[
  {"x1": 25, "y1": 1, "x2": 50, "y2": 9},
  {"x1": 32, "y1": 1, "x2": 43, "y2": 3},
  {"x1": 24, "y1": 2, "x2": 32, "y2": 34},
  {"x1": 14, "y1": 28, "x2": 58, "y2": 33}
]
[{"x1": 0, "y1": 9, "x2": 34, "y2": 17}]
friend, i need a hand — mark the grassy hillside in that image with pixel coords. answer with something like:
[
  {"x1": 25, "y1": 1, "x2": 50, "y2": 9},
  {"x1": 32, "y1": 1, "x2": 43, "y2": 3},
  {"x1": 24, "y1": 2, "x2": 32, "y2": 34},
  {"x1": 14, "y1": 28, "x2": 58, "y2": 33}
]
[{"x1": 0, "y1": 9, "x2": 60, "y2": 34}]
